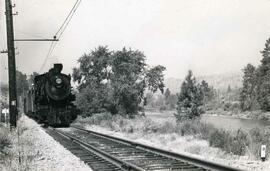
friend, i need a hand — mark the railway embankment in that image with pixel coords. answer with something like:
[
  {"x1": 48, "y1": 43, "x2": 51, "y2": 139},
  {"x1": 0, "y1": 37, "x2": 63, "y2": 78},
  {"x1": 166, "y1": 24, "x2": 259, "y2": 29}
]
[
  {"x1": 0, "y1": 115, "x2": 91, "y2": 171},
  {"x1": 73, "y1": 113, "x2": 270, "y2": 171}
]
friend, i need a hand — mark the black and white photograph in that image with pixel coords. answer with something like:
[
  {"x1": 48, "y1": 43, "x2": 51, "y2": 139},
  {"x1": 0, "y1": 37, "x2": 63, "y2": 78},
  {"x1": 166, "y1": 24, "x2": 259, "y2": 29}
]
[{"x1": 1, "y1": 0, "x2": 270, "y2": 170}]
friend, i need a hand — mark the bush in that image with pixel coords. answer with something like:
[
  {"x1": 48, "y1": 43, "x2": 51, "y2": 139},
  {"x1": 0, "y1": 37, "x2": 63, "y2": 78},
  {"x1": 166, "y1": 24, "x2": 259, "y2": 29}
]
[
  {"x1": 248, "y1": 127, "x2": 270, "y2": 159},
  {"x1": 209, "y1": 129, "x2": 248, "y2": 155},
  {"x1": 176, "y1": 119, "x2": 216, "y2": 139},
  {"x1": 74, "y1": 112, "x2": 113, "y2": 126},
  {"x1": 209, "y1": 129, "x2": 230, "y2": 149},
  {"x1": 157, "y1": 121, "x2": 176, "y2": 134},
  {"x1": 229, "y1": 129, "x2": 249, "y2": 155},
  {"x1": 0, "y1": 127, "x2": 11, "y2": 156}
]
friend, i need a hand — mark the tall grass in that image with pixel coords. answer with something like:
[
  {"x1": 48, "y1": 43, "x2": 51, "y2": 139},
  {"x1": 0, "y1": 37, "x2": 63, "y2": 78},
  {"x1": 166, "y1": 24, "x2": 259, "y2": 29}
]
[{"x1": 0, "y1": 118, "x2": 39, "y2": 170}]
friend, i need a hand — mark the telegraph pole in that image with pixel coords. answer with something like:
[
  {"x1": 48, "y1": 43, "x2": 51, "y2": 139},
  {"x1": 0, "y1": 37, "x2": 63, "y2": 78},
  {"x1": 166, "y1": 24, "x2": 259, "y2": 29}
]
[{"x1": 5, "y1": 0, "x2": 17, "y2": 128}]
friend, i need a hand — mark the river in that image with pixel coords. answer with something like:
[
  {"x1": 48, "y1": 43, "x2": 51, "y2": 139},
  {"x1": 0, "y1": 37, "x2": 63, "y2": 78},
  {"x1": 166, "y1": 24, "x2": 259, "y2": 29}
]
[
  {"x1": 145, "y1": 111, "x2": 270, "y2": 132},
  {"x1": 201, "y1": 115, "x2": 270, "y2": 131}
]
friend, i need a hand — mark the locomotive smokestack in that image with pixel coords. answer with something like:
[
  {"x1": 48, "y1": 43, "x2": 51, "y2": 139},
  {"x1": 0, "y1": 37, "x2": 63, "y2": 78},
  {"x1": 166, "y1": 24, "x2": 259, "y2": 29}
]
[{"x1": 54, "y1": 63, "x2": 63, "y2": 73}]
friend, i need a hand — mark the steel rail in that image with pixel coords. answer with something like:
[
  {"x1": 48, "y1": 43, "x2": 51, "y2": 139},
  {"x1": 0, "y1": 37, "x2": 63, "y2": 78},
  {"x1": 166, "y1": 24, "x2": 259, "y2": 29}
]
[
  {"x1": 52, "y1": 127, "x2": 145, "y2": 171},
  {"x1": 71, "y1": 126, "x2": 243, "y2": 171}
]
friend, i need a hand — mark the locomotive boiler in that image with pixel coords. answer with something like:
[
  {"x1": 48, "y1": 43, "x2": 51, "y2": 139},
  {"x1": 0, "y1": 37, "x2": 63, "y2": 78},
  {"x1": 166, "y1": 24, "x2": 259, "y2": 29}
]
[{"x1": 25, "y1": 63, "x2": 79, "y2": 127}]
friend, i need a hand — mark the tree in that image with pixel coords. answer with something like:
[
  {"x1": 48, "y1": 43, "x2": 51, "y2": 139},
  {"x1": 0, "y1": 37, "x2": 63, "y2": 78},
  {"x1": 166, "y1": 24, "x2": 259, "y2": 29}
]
[
  {"x1": 145, "y1": 65, "x2": 166, "y2": 93},
  {"x1": 72, "y1": 46, "x2": 112, "y2": 90},
  {"x1": 175, "y1": 70, "x2": 203, "y2": 121},
  {"x1": 200, "y1": 80, "x2": 214, "y2": 102},
  {"x1": 16, "y1": 70, "x2": 29, "y2": 97},
  {"x1": 256, "y1": 38, "x2": 270, "y2": 111},
  {"x1": 240, "y1": 64, "x2": 258, "y2": 111},
  {"x1": 72, "y1": 46, "x2": 113, "y2": 116},
  {"x1": 199, "y1": 80, "x2": 214, "y2": 110},
  {"x1": 73, "y1": 46, "x2": 166, "y2": 116}
]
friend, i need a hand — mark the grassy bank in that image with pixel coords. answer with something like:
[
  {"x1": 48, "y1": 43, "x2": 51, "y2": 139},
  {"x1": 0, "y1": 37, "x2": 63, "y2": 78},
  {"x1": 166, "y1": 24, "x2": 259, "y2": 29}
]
[
  {"x1": 0, "y1": 120, "x2": 36, "y2": 170},
  {"x1": 74, "y1": 113, "x2": 270, "y2": 160}
]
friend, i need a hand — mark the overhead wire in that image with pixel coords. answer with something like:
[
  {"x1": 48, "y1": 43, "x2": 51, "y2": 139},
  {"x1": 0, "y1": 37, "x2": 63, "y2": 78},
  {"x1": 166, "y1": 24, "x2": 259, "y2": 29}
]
[
  {"x1": 54, "y1": 0, "x2": 81, "y2": 37},
  {"x1": 57, "y1": 0, "x2": 82, "y2": 39},
  {"x1": 38, "y1": 0, "x2": 82, "y2": 73}
]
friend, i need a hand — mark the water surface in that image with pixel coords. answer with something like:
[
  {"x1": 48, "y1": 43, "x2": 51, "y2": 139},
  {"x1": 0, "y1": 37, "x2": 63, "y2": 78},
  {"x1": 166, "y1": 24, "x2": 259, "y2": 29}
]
[{"x1": 146, "y1": 111, "x2": 270, "y2": 131}]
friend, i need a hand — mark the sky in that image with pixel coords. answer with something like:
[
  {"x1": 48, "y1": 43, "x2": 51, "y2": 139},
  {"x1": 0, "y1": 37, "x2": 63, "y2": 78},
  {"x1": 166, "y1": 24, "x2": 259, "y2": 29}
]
[{"x1": 1, "y1": 0, "x2": 270, "y2": 83}]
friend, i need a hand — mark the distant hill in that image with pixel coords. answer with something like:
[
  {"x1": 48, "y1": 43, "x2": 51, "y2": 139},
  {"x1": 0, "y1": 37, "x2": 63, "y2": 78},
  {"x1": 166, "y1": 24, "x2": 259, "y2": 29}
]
[{"x1": 165, "y1": 72, "x2": 243, "y2": 94}]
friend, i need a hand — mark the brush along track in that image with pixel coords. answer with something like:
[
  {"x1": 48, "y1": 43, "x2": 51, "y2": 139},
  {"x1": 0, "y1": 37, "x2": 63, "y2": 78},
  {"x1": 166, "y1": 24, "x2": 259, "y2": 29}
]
[{"x1": 51, "y1": 126, "x2": 242, "y2": 171}]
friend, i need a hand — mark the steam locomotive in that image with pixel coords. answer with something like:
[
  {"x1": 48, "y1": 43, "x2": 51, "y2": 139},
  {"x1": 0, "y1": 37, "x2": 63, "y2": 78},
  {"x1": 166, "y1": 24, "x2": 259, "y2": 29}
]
[{"x1": 24, "y1": 63, "x2": 79, "y2": 127}]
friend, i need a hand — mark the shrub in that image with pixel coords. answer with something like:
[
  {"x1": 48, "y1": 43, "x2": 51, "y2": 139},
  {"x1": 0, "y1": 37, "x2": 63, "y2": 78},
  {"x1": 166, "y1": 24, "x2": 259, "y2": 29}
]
[
  {"x1": 209, "y1": 129, "x2": 249, "y2": 155},
  {"x1": 229, "y1": 129, "x2": 249, "y2": 155},
  {"x1": 248, "y1": 127, "x2": 270, "y2": 159},
  {"x1": 198, "y1": 122, "x2": 216, "y2": 140},
  {"x1": 209, "y1": 129, "x2": 230, "y2": 149},
  {"x1": 0, "y1": 127, "x2": 11, "y2": 156},
  {"x1": 157, "y1": 121, "x2": 176, "y2": 134},
  {"x1": 74, "y1": 112, "x2": 113, "y2": 126}
]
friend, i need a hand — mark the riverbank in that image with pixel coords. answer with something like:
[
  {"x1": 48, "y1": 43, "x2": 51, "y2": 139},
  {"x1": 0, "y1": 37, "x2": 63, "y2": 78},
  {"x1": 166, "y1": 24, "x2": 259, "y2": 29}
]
[
  {"x1": 205, "y1": 110, "x2": 270, "y2": 121},
  {"x1": 145, "y1": 109, "x2": 270, "y2": 123},
  {"x1": 73, "y1": 113, "x2": 270, "y2": 171}
]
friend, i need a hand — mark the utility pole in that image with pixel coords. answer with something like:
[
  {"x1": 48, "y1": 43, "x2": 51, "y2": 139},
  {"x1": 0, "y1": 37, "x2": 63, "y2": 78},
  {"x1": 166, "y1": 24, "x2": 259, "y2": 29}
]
[{"x1": 5, "y1": 0, "x2": 17, "y2": 128}]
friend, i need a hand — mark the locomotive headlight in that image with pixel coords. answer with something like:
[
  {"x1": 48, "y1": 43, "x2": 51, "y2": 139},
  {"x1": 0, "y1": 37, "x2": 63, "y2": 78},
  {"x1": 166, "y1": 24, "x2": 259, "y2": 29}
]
[{"x1": 55, "y1": 78, "x2": 62, "y2": 84}]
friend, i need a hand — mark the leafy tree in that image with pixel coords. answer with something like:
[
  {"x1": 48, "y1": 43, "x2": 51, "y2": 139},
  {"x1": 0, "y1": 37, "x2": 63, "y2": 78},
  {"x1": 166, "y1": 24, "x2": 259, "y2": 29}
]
[
  {"x1": 110, "y1": 48, "x2": 146, "y2": 115},
  {"x1": 72, "y1": 46, "x2": 112, "y2": 116},
  {"x1": 256, "y1": 38, "x2": 270, "y2": 111},
  {"x1": 145, "y1": 65, "x2": 166, "y2": 93},
  {"x1": 73, "y1": 46, "x2": 166, "y2": 116},
  {"x1": 175, "y1": 70, "x2": 203, "y2": 121},
  {"x1": 72, "y1": 46, "x2": 111, "y2": 90},
  {"x1": 240, "y1": 64, "x2": 258, "y2": 111}
]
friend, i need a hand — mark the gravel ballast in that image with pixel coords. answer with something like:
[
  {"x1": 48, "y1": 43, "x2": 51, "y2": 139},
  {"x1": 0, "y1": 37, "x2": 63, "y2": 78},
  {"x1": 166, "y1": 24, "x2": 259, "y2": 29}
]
[{"x1": 1, "y1": 115, "x2": 92, "y2": 171}]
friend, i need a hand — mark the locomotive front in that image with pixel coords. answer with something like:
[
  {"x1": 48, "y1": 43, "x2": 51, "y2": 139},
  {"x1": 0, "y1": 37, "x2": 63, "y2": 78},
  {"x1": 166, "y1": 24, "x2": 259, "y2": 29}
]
[
  {"x1": 45, "y1": 63, "x2": 72, "y2": 103},
  {"x1": 28, "y1": 63, "x2": 78, "y2": 127}
]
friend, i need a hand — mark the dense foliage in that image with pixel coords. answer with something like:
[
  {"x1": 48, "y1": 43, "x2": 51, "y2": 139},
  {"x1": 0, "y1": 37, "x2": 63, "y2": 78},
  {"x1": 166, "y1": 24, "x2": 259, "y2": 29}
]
[
  {"x1": 175, "y1": 70, "x2": 204, "y2": 121},
  {"x1": 239, "y1": 64, "x2": 258, "y2": 111},
  {"x1": 240, "y1": 38, "x2": 270, "y2": 112},
  {"x1": 73, "y1": 46, "x2": 166, "y2": 117}
]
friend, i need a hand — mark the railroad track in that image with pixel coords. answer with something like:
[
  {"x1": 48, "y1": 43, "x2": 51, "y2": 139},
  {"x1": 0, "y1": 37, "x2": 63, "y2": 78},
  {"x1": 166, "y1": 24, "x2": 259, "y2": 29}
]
[{"x1": 45, "y1": 126, "x2": 242, "y2": 171}]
